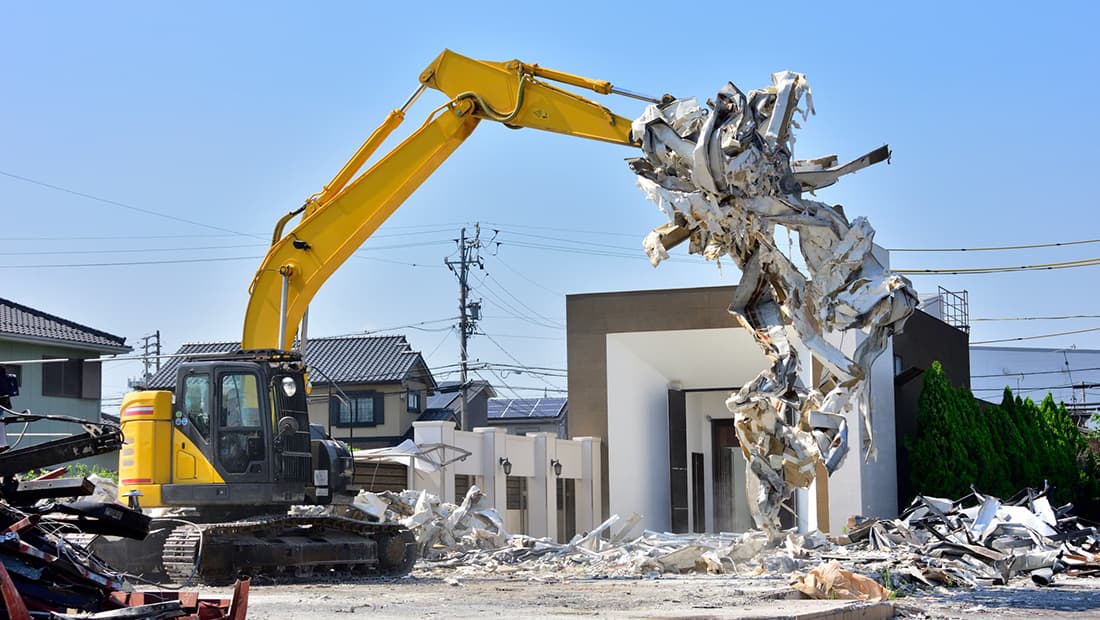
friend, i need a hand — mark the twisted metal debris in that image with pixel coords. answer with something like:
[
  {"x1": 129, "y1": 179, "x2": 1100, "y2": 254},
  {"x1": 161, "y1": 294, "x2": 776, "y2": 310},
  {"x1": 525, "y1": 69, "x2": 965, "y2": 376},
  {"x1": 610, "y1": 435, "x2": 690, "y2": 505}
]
[
  {"x1": 377, "y1": 486, "x2": 1099, "y2": 593},
  {"x1": 629, "y1": 73, "x2": 918, "y2": 529}
]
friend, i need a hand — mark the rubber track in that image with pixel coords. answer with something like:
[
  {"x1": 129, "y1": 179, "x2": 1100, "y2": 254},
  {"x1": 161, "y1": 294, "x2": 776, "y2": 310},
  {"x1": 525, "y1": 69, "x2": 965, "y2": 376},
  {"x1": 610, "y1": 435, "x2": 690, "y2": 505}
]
[{"x1": 161, "y1": 514, "x2": 412, "y2": 583}]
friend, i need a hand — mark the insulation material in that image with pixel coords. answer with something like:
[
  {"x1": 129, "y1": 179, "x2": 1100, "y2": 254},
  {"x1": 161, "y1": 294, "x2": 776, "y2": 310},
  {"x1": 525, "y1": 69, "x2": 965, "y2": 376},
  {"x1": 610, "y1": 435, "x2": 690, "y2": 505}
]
[
  {"x1": 629, "y1": 74, "x2": 918, "y2": 529},
  {"x1": 791, "y1": 560, "x2": 892, "y2": 601}
]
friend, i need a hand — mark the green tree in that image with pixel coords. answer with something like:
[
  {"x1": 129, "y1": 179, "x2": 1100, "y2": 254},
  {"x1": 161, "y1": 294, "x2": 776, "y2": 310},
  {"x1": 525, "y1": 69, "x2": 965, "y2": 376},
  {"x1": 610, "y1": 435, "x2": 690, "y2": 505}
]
[
  {"x1": 960, "y1": 389, "x2": 1011, "y2": 498},
  {"x1": 909, "y1": 361, "x2": 974, "y2": 498},
  {"x1": 978, "y1": 396, "x2": 1026, "y2": 497}
]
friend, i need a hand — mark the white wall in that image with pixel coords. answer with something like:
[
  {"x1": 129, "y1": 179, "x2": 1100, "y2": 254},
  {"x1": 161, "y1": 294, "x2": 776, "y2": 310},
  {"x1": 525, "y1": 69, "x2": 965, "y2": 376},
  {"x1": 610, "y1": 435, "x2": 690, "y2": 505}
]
[
  {"x1": 824, "y1": 333, "x2": 901, "y2": 530},
  {"x1": 606, "y1": 335, "x2": 673, "y2": 533},
  {"x1": 860, "y1": 341, "x2": 899, "y2": 519}
]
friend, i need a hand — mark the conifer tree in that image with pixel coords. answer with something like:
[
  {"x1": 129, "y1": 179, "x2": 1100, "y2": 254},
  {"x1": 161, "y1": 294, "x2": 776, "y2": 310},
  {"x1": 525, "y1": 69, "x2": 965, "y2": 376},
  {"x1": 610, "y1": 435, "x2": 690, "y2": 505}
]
[{"x1": 909, "y1": 361, "x2": 973, "y2": 498}]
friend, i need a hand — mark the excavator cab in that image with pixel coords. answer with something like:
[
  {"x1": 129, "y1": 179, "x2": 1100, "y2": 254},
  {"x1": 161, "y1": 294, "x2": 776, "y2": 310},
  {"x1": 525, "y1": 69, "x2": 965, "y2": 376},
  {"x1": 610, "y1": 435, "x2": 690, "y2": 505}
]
[{"x1": 118, "y1": 352, "x2": 325, "y2": 516}]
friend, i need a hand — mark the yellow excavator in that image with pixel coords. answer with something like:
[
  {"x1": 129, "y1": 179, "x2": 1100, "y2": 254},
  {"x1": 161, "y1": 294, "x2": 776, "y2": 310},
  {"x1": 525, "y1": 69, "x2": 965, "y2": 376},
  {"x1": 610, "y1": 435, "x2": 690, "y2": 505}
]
[{"x1": 109, "y1": 50, "x2": 654, "y2": 582}]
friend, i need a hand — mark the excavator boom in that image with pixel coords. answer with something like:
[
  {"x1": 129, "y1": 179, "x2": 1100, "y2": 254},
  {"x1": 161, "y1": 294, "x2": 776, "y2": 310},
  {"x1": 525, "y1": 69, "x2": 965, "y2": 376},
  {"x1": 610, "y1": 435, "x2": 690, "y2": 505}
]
[{"x1": 243, "y1": 49, "x2": 640, "y2": 351}]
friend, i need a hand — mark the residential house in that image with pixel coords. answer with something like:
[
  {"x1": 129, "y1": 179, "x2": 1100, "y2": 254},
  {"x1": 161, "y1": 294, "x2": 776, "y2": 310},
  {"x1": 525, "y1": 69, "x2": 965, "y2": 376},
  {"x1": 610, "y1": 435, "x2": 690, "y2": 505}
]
[
  {"x1": 422, "y1": 380, "x2": 496, "y2": 430},
  {"x1": 147, "y1": 335, "x2": 435, "y2": 449},
  {"x1": 486, "y1": 397, "x2": 568, "y2": 438},
  {"x1": 566, "y1": 284, "x2": 902, "y2": 536},
  {"x1": 0, "y1": 297, "x2": 131, "y2": 468}
]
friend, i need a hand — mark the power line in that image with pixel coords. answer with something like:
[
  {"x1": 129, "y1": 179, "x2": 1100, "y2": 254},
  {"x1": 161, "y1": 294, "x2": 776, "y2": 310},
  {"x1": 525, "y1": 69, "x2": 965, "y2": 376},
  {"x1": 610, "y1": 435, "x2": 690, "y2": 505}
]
[
  {"x1": 0, "y1": 246, "x2": 451, "y2": 269},
  {"x1": 3, "y1": 225, "x2": 467, "y2": 243},
  {"x1": 889, "y1": 238, "x2": 1100, "y2": 252},
  {"x1": 329, "y1": 317, "x2": 461, "y2": 339},
  {"x1": 482, "y1": 272, "x2": 564, "y2": 329},
  {"x1": 485, "y1": 252, "x2": 564, "y2": 297},
  {"x1": 471, "y1": 273, "x2": 561, "y2": 330},
  {"x1": 479, "y1": 331, "x2": 563, "y2": 392},
  {"x1": 482, "y1": 333, "x2": 564, "y2": 341},
  {"x1": 972, "y1": 366, "x2": 1100, "y2": 379},
  {"x1": 0, "y1": 238, "x2": 453, "y2": 257},
  {"x1": 971, "y1": 326, "x2": 1100, "y2": 345},
  {"x1": 971, "y1": 314, "x2": 1100, "y2": 322},
  {"x1": 483, "y1": 221, "x2": 642, "y2": 240},
  {"x1": 896, "y1": 257, "x2": 1100, "y2": 275},
  {"x1": 0, "y1": 169, "x2": 264, "y2": 240},
  {"x1": 0, "y1": 255, "x2": 263, "y2": 269}
]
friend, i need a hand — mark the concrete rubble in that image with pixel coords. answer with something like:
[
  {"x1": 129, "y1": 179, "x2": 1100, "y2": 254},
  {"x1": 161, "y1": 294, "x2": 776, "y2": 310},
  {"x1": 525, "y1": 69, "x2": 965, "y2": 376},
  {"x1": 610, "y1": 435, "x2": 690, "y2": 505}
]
[
  {"x1": 360, "y1": 485, "x2": 1100, "y2": 597},
  {"x1": 628, "y1": 74, "x2": 919, "y2": 529}
]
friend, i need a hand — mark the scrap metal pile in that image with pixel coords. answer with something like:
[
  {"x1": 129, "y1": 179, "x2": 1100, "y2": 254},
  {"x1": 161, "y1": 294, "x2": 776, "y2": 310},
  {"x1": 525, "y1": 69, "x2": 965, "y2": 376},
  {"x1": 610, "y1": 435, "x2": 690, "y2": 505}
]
[
  {"x1": 840, "y1": 486, "x2": 1100, "y2": 587},
  {"x1": 629, "y1": 74, "x2": 918, "y2": 529},
  {"x1": 369, "y1": 486, "x2": 1100, "y2": 593},
  {"x1": 0, "y1": 408, "x2": 247, "y2": 619}
]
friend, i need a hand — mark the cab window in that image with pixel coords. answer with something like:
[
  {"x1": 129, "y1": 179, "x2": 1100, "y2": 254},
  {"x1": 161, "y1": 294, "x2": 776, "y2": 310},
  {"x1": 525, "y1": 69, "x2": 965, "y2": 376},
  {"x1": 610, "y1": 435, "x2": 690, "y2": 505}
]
[
  {"x1": 183, "y1": 374, "x2": 210, "y2": 438},
  {"x1": 220, "y1": 373, "x2": 262, "y2": 428}
]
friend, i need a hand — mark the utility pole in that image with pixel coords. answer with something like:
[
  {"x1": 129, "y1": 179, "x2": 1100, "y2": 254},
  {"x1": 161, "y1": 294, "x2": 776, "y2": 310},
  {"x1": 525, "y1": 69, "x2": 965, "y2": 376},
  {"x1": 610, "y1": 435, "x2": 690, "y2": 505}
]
[
  {"x1": 444, "y1": 224, "x2": 483, "y2": 431},
  {"x1": 128, "y1": 330, "x2": 162, "y2": 389}
]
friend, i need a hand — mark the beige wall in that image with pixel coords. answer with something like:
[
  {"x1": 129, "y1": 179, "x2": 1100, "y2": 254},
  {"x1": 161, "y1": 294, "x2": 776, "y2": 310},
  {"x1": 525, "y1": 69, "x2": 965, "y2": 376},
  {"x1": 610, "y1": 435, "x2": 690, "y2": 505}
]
[
  {"x1": 307, "y1": 378, "x2": 433, "y2": 440},
  {"x1": 566, "y1": 285, "x2": 739, "y2": 517}
]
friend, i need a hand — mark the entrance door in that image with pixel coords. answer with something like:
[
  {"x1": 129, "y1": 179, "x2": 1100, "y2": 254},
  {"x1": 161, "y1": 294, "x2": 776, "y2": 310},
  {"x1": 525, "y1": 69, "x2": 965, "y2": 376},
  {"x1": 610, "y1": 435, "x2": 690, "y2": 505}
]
[{"x1": 711, "y1": 419, "x2": 753, "y2": 532}]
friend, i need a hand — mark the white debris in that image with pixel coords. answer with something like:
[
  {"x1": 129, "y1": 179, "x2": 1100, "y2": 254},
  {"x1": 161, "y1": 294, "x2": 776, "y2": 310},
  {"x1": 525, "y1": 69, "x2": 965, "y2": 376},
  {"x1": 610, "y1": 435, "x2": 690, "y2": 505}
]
[{"x1": 629, "y1": 74, "x2": 918, "y2": 530}]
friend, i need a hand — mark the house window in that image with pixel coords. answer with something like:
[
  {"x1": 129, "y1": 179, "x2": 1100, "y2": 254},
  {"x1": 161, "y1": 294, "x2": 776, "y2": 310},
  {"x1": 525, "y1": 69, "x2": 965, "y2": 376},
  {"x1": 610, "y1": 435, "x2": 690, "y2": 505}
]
[
  {"x1": 2, "y1": 365, "x2": 21, "y2": 388},
  {"x1": 406, "y1": 390, "x2": 421, "y2": 413},
  {"x1": 42, "y1": 357, "x2": 82, "y2": 398},
  {"x1": 330, "y1": 391, "x2": 384, "y2": 427},
  {"x1": 893, "y1": 354, "x2": 903, "y2": 377}
]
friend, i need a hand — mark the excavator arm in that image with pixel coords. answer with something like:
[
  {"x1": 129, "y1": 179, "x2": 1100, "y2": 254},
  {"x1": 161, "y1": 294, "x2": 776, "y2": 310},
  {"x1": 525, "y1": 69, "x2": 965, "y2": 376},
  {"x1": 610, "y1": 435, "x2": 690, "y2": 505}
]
[{"x1": 242, "y1": 49, "x2": 644, "y2": 350}]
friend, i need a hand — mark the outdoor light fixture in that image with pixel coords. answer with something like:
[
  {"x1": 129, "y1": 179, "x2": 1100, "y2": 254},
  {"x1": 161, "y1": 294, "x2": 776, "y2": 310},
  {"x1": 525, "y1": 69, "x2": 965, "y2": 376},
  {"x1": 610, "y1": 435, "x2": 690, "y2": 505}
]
[
  {"x1": 550, "y1": 458, "x2": 562, "y2": 477},
  {"x1": 499, "y1": 457, "x2": 512, "y2": 475}
]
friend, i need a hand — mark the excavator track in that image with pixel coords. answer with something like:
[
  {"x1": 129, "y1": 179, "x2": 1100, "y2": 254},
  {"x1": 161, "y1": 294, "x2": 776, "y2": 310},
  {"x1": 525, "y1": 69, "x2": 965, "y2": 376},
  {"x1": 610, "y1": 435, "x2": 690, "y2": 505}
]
[{"x1": 161, "y1": 514, "x2": 415, "y2": 584}]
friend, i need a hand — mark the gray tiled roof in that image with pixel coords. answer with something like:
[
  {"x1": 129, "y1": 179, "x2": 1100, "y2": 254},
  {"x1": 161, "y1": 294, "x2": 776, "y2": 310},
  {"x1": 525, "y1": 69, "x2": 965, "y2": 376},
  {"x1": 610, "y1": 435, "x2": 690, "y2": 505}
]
[
  {"x1": 145, "y1": 335, "x2": 433, "y2": 390},
  {"x1": 425, "y1": 380, "x2": 495, "y2": 410},
  {"x1": 0, "y1": 297, "x2": 130, "y2": 352},
  {"x1": 488, "y1": 397, "x2": 567, "y2": 420},
  {"x1": 418, "y1": 408, "x2": 459, "y2": 423}
]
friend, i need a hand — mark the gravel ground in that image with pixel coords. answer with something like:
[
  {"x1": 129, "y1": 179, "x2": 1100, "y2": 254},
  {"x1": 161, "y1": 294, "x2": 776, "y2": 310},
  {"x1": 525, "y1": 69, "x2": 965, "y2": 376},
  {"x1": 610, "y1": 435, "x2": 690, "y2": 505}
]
[{"x1": 189, "y1": 570, "x2": 1100, "y2": 619}]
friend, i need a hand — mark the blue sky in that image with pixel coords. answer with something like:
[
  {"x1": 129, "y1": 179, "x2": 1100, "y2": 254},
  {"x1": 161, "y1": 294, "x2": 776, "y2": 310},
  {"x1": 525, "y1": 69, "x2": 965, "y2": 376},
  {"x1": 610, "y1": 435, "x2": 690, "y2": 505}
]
[{"x1": 3, "y1": 2, "x2": 1099, "y2": 408}]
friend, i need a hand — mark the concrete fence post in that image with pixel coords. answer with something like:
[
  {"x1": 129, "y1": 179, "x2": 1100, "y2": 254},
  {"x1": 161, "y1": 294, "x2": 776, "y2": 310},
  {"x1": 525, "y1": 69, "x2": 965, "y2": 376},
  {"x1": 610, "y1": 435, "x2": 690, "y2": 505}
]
[
  {"x1": 473, "y1": 426, "x2": 507, "y2": 514},
  {"x1": 573, "y1": 436, "x2": 602, "y2": 534},
  {"x1": 526, "y1": 432, "x2": 551, "y2": 539},
  {"x1": 413, "y1": 421, "x2": 456, "y2": 502}
]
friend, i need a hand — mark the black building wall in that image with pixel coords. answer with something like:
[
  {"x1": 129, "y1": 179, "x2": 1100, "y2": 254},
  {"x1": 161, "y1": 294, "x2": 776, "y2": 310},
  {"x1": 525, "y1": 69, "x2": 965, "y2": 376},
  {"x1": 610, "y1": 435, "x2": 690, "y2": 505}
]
[{"x1": 892, "y1": 309, "x2": 971, "y2": 510}]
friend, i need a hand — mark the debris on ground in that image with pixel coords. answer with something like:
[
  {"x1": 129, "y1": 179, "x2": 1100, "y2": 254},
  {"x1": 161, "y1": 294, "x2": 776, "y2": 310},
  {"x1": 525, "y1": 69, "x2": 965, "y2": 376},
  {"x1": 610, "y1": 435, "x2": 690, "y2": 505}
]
[
  {"x1": 363, "y1": 484, "x2": 1100, "y2": 597},
  {"x1": 352, "y1": 486, "x2": 508, "y2": 560},
  {"x1": 840, "y1": 485, "x2": 1100, "y2": 588},
  {"x1": 0, "y1": 407, "x2": 247, "y2": 618},
  {"x1": 791, "y1": 560, "x2": 892, "y2": 601}
]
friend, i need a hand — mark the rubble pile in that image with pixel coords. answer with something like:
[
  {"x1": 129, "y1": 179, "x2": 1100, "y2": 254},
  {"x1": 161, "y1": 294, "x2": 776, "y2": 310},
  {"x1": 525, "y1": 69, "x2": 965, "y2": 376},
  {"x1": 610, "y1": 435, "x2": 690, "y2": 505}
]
[
  {"x1": 365, "y1": 485, "x2": 1100, "y2": 593},
  {"x1": 0, "y1": 479, "x2": 248, "y2": 618},
  {"x1": 352, "y1": 486, "x2": 509, "y2": 560},
  {"x1": 360, "y1": 485, "x2": 835, "y2": 579},
  {"x1": 838, "y1": 487, "x2": 1100, "y2": 588}
]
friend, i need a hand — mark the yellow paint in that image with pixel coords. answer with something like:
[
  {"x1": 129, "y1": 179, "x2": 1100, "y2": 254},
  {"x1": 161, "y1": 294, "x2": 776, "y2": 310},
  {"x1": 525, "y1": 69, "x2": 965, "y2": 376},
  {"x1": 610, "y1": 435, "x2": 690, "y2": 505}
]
[
  {"x1": 242, "y1": 50, "x2": 638, "y2": 350},
  {"x1": 117, "y1": 389, "x2": 223, "y2": 509},
  {"x1": 172, "y1": 431, "x2": 223, "y2": 486}
]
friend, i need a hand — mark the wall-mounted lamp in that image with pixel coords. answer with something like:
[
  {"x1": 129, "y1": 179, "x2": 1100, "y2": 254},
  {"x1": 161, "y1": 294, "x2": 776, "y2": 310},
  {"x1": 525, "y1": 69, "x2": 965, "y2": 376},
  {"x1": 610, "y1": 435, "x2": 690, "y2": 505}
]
[
  {"x1": 550, "y1": 458, "x2": 562, "y2": 477},
  {"x1": 499, "y1": 457, "x2": 512, "y2": 476}
]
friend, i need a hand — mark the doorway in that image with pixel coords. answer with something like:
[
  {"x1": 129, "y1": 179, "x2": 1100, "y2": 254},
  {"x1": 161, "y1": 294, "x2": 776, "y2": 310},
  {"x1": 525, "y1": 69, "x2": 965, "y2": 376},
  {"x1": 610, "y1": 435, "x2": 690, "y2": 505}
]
[{"x1": 711, "y1": 419, "x2": 752, "y2": 532}]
